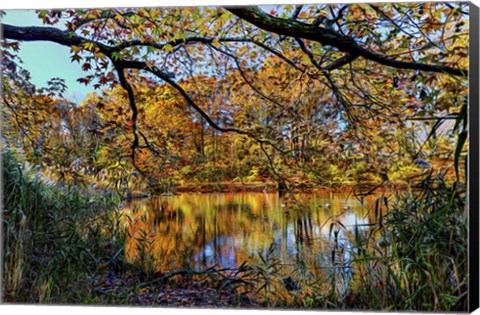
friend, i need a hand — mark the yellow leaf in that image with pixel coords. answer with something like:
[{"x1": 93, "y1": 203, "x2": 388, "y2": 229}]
[
  {"x1": 94, "y1": 52, "x2": 106, "y2": 59},
  {"x1": 212, "y1": 38, "x2": 220, "y2": 47},
  {"x1": 163, "y1": 44, "x2": 174, "y2": 52},
  {"x1": 70, "y1": 45, "x2": 82, "y2": 53},
  {"x1": 83, "y1": 42, "x2": 95, "y2": 51}
]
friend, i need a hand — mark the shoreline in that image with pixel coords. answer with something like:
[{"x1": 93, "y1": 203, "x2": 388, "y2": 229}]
[{"x1": 123, "y1": 181, "x2": 401, "y2": 199}]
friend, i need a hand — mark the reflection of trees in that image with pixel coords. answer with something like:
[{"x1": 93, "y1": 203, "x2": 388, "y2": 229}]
[
  {"x1": 293, "y1": 212, "x2": 315, "y2": 246},
  {"x1": 124, "y1": 192, "x2": 374, "y2": 273}
]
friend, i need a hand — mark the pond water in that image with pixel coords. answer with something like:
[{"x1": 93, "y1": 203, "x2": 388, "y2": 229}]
[{"x1": 122, "y1": 191, "x2": 379, "y2": 281}]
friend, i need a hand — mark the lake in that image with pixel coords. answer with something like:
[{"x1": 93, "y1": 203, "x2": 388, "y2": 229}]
[{"x1": 122, "y1": 191, "x2": 380, "y2": 284}]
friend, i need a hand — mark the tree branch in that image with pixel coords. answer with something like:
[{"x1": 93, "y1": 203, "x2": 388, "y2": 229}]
[
  {"x1": 3, "y1": 24, "x2": 114, "y2": 54},
  {"x1": 226, "y1": 7, "x2": 467, "y2": 76},
  {"x1": 2, "y1": 23, "x2": 287, "y2": 153}
]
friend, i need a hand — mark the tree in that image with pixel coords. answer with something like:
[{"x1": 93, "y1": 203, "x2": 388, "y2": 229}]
[{"x1": 1, "y1": 3, "x2": 469, "y2": 187}]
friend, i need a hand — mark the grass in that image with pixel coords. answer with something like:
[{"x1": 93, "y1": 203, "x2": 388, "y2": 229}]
[
  {"x1": 356, "y1": 175, "x2": 468, "y2": 311},
  {"x1": 2, "y1": 150, "x2": 126, "y2": 303}
]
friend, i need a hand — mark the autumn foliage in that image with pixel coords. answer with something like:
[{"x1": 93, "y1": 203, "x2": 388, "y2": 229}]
[{"x1": 0, "y1": 3, "x2": 472, "y2": 310}]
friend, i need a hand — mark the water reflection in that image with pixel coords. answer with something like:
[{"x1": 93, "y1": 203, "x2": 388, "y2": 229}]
[{"x1": 123, "y1": 192, "x2": 375, "y2": 277}]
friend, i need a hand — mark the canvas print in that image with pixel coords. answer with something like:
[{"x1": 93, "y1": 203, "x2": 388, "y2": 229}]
[{"x1": 1, "y1": 1, "x2": 478, "y2": 312}]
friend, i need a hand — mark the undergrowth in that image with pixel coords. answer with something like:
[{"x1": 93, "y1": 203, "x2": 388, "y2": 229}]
[{"x1": 2, "y1": 150, "x2": 125, "y2": 303}]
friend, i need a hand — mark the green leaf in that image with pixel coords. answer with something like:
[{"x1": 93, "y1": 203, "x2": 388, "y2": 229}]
[
  {"x1": 177, "y1": 30, "x2": 188, "y2": 41},
  {"x1": 181, "y1": 165, "x2": 191, "y2": 174},
  {"x1": 37, "y1": 10, "x2": 48, "y2": 19},
  {"x1": 454, "y1": 130, "x2": 467, "y2": 182},
  {"x1": 147, "y1": 46, "x2": 156, "y2": 54},
  {"x1": 111, "y1": 51, "x2": 123, "y2": 61},
  {"x1": 70, "y1": 53, "x2": 82, "y2": 63},
  {"x1": 220, "y1": 12, "x2": 232, "y2": 22},
  {"x1": 453, "y1": 99, "x2": 467, "y2": 133},
  {"x1": 163, "y1": 44, "x2": 174, "y2": 52}
]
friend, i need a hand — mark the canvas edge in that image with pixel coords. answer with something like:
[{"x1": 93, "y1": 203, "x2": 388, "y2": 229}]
[{"x1": 468, "y1": 1, "x2": 480, "y2": 313}]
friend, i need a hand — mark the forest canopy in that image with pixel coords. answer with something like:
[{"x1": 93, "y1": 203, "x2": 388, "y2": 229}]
[{"x1": 1, "y1": 2, "x2": 469, "y2": 192}]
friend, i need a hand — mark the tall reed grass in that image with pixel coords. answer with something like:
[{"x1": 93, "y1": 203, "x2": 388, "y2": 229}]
[
  {"x1": 2, "y1": 151, "x2": 125, "y2": 303},
  {"x1": 349, "y1": 174, "x2": 468, "y2": 311},
  {"x1": 266, "y1": 173, "x2": 469, "y2": 311}
]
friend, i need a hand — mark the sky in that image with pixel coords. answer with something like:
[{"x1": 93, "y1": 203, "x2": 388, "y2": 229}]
[{"x1": 2, "y1": 10, "x2": 94, "y2": 102}]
